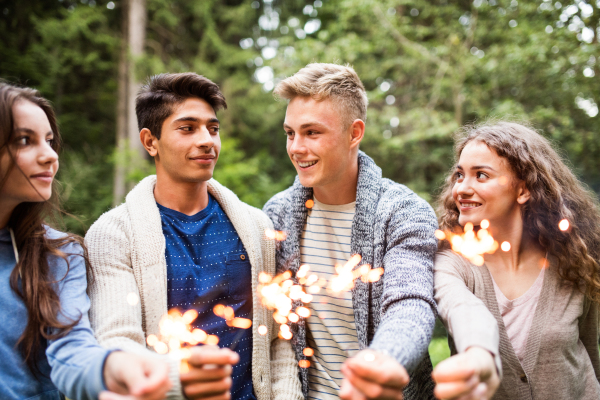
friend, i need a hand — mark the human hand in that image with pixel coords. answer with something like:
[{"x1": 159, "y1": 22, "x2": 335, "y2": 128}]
[
  {"x1": 340, "y1": 350, "x2": 409, "y2": 400},
  {"x1": 180, "y1": 346, "x2": 239, "y2": 400},
  {"x1": 432, "y1": 346, "x2": 499, "y2": 400},
  {"x1": 99, "y1": 351, "x2": 171, "y2": 400}
]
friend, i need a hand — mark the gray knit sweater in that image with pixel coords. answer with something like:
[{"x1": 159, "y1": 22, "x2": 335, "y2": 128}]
[{"x1": 263, "y1": 151, "x2": 438, "y2": 399}]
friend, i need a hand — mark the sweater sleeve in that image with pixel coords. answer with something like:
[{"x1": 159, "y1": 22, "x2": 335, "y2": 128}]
[
  {"x1": 85, "y1": 211, "x2": 183, "y2": 399},
  {"x1": 368, "y1": 195, "x2": 438, "y2": 373},
  {"x1": 46, "y1": 240, "x2": 112, "y2": 400},
  {"x1": 433, "y1": 250, "x2": 502, "y2": 376}
]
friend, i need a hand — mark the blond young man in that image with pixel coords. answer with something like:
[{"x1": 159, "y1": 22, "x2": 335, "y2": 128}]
[
  {"x1": 85, "y1": 73, "x2": 302, "y2": 400},
  {"x1": 263, "y1": 64, "x2": 438, "y2": 400}
]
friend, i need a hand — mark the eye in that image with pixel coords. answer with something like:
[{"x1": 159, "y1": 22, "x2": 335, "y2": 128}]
[
  {"x1": 476, "y1": 171, "x2": 488, "y2": 179},
  {"x1": 306, "y1": 130, "x2": 318, "y2": 136},
  {"x1": 180, "y1": 126, "x2": 193, "y2": 132},
  {"x1": 15, "y1": 136, "x2": 30, "y2": 146},
  {"x1": 285, "y1": 130, "x2": 294, "y2": 138},
  {"x1": 210, "y1": 126, "x2": 220, "y2": 134},
  {"x1": 454, "y1": 171, "x2": 464, "y2": 180}
]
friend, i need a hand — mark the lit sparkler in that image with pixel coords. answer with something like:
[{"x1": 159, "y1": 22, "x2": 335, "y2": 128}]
[
  {"x1": 146, "y1": 308, "x2": 219, "y2": 373},
  {"x1": 257, "y1": 253, "x2": 384, "y2": 363},
  {"x1": 436, "y1": 220, "x2": 499, "y2": 266}
]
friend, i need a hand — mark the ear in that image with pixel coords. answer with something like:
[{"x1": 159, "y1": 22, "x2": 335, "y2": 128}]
[
  {"x1": 349, "y1": 119, "x2": 365, "y2": 150},
  {"x1": 516, "y1": 182, "x2": 531, "y2": 205},
  {"x1": 140, "y1": 128, "x2": 158, "y2": 157}
]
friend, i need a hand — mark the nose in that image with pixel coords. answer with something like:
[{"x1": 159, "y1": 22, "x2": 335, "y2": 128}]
[
  {"x1": 195, "y1": 125, "x2": 215, "y2": 151},
  {"x1": 456, "y1": 176, "x2": 475, "y2": 198},
  {"x1": 287, "y1": 133, "x2": 306, "y2": 157},
  {"x1": 39, "y1": 140, "x2": 58, "y2": 166}
]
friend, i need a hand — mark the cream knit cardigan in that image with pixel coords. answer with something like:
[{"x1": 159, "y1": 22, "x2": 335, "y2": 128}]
[{"x1": 85, "y1": 176, "x2": 302, "y2": 400}]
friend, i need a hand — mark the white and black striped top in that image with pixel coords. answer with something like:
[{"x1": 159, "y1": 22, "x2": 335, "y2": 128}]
[{"x1": 300, "y1": 198, "x2": 359, "y2": 400}]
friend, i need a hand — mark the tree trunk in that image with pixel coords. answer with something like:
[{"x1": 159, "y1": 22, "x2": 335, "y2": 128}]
[{"x1": 113, "y1": 0, "x2": 147, "y2": 205}]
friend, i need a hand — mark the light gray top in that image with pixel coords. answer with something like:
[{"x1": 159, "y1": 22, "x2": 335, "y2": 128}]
[{"x1": 434, "y1": 249, "x2": 600, "y2": 400}]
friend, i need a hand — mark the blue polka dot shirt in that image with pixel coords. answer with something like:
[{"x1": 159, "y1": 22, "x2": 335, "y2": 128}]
[{"x1": 158, "y1": 194, "x2": 256, "y2": 400}]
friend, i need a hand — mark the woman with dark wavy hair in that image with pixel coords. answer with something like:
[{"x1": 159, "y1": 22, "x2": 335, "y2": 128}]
[
  {"x1": 431, "y1": 121, "x2": 600, "y2": 400},
  {"x1": 0, "y1": 81, "x2": 172, "y2": 400}
]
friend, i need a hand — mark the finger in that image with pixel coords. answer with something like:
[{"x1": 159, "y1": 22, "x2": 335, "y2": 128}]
[
  {"x1": 183, "y1": 377, "x2": 232, "y2": 399},
  {"x1": 187, "y1": 347, "x2": 239, "y2": 367},
  {"x1": 342, "y1": 365, "x2": 404, "y2": 400},
  {"x1": 345, "y1": 356, "x2": 408, "y2": 389},
  {"x1": 432, "y1": 354, "x2": 476, "y2": 383},
  {"x1": 180, "y1": 365, "x2": 233, "y2": 383},
  {"x1": 129, "y1": 359, "x2": 172, "y2": 398},
  {"x1": 340, "y1": 378, "x2": 354, "y2": 400},
  {"x1": 433, "y1": 374, "x2": 479, "y2": 400},
  {"x1": 99, "y1": 392, "x2": 137, "y2": 400}
]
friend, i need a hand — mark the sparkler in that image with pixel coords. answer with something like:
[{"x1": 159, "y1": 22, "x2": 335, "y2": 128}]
[
  {"x1": 146, "y1": 309, "x2": 220, "y2": 373},
  {"x1": 257, "y1": 253, "x2": 384, "y2": 368},
  {"x1": 435, "y1": 220, "x2": 499, "y2": 266}
]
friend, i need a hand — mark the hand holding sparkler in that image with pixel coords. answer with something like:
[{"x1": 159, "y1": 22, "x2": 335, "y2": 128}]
[
  {"x1": 99, "y1": 351, "x2": 171, "y2": 400},
  {"x1": 340, "y1": 350, "x2": 409, "y2": 400},
  {"x1": 180, "y1": 346, "x2": 239, "y2": 400}
]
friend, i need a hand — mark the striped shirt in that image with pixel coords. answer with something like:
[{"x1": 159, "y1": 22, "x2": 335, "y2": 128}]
[{"x1": 300, "y1": 198, "x2": 359, "y2": 400}]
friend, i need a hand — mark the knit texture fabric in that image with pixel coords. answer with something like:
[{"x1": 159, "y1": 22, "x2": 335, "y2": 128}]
[
  {"x1": 263, "y1": 151, "x2": 439, "y2": 399},
  {"x1": 85, "y1": 176, "x2": 303, "y2": 400}
]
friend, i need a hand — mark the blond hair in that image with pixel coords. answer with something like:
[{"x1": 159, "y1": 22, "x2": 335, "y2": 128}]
[{"x1": 274, "y1": 63, "x2": 368, "y2": 128}]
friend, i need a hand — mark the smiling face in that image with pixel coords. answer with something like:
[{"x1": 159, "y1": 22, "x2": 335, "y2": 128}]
[
  {"x1": 0, "y1": 100, "x2": 58, "y2": 209},
  {"x1": 147, "y1": 97, "x2": 220, "y2": 184},
  {"x1": 452, "y1": 140, "x2": 530, "y2": 229},
  {"x1": 284, "y1": 96, "x2": 361, "y2": 193}
]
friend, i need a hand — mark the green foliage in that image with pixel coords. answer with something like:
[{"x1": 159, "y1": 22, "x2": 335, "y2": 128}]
[{"x1": 429, "y1": 337, "x2": 451, "y2": 367}]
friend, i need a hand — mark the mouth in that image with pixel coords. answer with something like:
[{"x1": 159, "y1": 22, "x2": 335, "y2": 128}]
[
  {"x1": 30, "y1": 171, "x2": 54, "y2": 183},
  {"x1": 458, "y1": 200, "x2": 482, "y2": 210},
  {"x1": 190, "y1": 155, "x2": 215, "y2": 164},
  {"x1": 296, "y1": 160, "x2": 318, "y2": 169}
]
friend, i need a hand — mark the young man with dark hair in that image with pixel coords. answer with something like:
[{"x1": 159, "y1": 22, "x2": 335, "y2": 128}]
[
  {"x1": 264, "y1": 63, "x2": 439, "y2": 400},
  {"x1": 86, "y1": 72, "x2": 302, "y2": 400}
]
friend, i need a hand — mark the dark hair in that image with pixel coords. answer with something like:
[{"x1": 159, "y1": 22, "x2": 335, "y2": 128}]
[
  {"x1": 438, "y1": 121, "x2": 600, "y2": 302},
  {"x1": 136, "y1": 72, "x2": 227, "y2": 139},
  {"x1": 0, "y1": 81, "x2": 86, "y2": 375}
]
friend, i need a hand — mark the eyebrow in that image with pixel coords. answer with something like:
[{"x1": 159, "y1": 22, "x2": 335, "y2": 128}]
[
  {"x1": 456, "y1": 164, "x2": 496, "y2": 171},
  {"x1": 172, "y1": 117, "x2": 219, "y2": 124},
  {"x1": 14, "y1": 127, "x2": 53, "y2": 136},
  {"x1": 283, "y1": 122, "x2": 328, "y2": 130}
]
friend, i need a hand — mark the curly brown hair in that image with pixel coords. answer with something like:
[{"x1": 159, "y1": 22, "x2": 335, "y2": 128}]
[{"x1": 437, "y1": 121, "x2": 600, "y2": 302}]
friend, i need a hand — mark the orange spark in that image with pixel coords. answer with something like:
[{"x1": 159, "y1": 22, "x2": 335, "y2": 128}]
[
  {"x1": 265, "y1": 230, "x2": 288, "y2": 241},
  {"x1": 258, "y1": 325, "x2": 268, "y2": 335},
  {"x1": 305, "y1": 199, "x2": 314, "y2": 209},
  {"x1": 559, "y1": 219, "x2": 569, "y2": 231},
  {"x1": 440, "y1": 222, "x2": 499, "y2": 266},
  {"x1": 298, "y1": 360, "x2": 311, "y2": 368},
  {"x1": 303, "y1": 347, "x2": 314, "y2": 357}
]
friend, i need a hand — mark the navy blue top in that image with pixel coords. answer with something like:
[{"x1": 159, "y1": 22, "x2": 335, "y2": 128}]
[
  {"x1": 0, "y1": 227, "x2": 110, "y2": 400},
  {"x1": 158, "y1": 194, "x2": 256, "y2": 400}
]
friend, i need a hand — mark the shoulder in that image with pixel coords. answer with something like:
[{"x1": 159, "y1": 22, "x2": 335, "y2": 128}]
[
  {"x1": 44, "y1": 226, "x2": 83, "y2": 256},
  {"x1": 434, "y1": 249, "x2": 472, "y2": 276},
  {"x1": 263, "y1": 186, "x2": 295, "y2": 220},
  {"x1": 240, "y1": 202, "x2": 274, "y2": 231},
  {"x1": 379, "y1": 179, "x2": 435, "y2": 215},
  {"x1": 85, "y1": 204, "x2": 132, "y2": 250}
]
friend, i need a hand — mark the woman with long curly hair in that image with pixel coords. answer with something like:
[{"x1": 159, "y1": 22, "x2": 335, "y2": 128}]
[
  {"x1": 431, "y1": 121, "x2": 600, "y2": 400},
  {"x1": 0, "y1": 81, "x2": 171, "y2": 400}
]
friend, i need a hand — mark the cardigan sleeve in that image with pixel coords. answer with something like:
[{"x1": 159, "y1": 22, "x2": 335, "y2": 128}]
[
  {"x1": 85, "y1": 210, "x2": 183, "y2": 399},
  {"x1": 252, "y1": 207, "x2": 303, "y2": 400},
  {"x1": 579, "y1": 296, "x2": 600, "y2": 383},
  {"x1": 368, "y1": 194, "x2": 438, "y2": 373},
  {"x1": 434, "y1": 250, "x2": 502, "y2": 376}
]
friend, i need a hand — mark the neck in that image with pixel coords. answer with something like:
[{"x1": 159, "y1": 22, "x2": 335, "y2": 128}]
[
  {"x1": 313, "y1": 156, "x2": 359, "y2": 205},
  {"x1": 0, "y1": 198, "x2": 17, "y2": 230},
  {"x1": 484, "y1": 216, "x2": 544, "y2": 273},
  {"x1": 154, "y1": 172, "x2": 210, "y2": 216}
]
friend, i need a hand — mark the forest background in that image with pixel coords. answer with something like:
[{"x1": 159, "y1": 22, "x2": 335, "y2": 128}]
[{"x1": 2, "y1": 0, "x2": 599, "y2": 364}]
